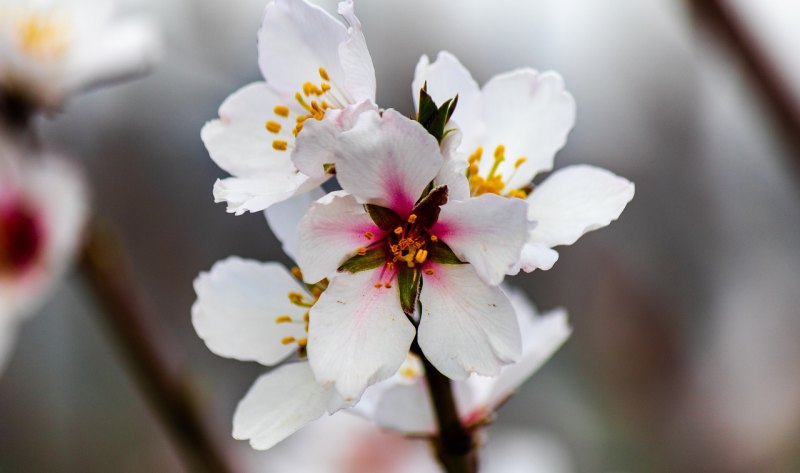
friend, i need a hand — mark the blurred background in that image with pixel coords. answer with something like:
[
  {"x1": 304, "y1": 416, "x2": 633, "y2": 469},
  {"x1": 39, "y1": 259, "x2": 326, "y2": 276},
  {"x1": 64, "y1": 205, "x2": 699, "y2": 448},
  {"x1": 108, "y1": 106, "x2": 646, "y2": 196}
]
[{"x1": 2, "y1": 0, "x2": 800, "y2": 471}]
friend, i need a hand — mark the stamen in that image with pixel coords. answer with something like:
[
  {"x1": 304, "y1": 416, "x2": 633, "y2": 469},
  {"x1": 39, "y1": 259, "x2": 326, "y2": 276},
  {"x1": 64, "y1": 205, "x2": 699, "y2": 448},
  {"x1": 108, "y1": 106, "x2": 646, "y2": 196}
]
[
  {"x1": 265, "y1": 120, "x2": 282, "y2": 133},
  {"x1": 514, "y1": 157, "x2": 527, "y2": 169},
  {"x1": 356, "y1": 247, "x2": 367, "y2": 256},
  {"x1": 430, "y1": 235, "x2": 438, "y2": 242},
  {"x1": 494, "y1": 144, "x2": 506, "y2": 159},
  {"x1": 272, "y1": 140, "x2": 288, "y2": 151},
  {"x1": 296, "y1": 337, "x2": 308, "y2": 348},
  {"x1": 281, "y1": 336, "x2": 296, "y2": 345},
  {"x1": 468, "y1": 147, "x2": 483, "y2": 163},
  {"x1": 275, "y1": 315, "x2": 293, "y2": 324},
  {"x1": 393, "y1": 226, "x2": 404, "y2": 235},
  {"x1": 363, "y1": 231, "x2": 374, "y2": 240},
  {"x1": 291, "y1": 266, "x2": 303, "y2": 280},
  {"x1": 274, "y1": 105, "x2": 290, "y2": 117},
  {"x1": 374, "y1": 282, "x2": 383, "y2": 288},
  {"x1": 424, "y1": 268, "x2": 435, "y2": 275},
  {"x1": 295, "y1": 92, "x2": 313, "y2": 113},
  {"x1": 507, "y1": 189, "x2": 528, "y2": 199},
  {"x1": 384, "y1": 282, "x2": 392, "y2": 288},
  {"x1": 319, "y1": 67, "x2": 330, "y2": 81},
  {"x1": 414, "y1": 249, "x2": 428, "y2": 264},
  {"x1": 407, "y1": 214, "x2": 417, "y2": 224}
]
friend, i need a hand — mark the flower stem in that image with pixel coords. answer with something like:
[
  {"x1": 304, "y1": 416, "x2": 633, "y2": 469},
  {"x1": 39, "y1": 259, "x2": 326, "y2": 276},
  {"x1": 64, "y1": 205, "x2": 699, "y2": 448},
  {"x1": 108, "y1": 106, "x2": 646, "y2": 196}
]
[
  {"x1": 79, "y1": 219, "x2": 243, "y2": 473},
  {"x1": 412, "y1": 340, "x2": 477, "y2": 473}
]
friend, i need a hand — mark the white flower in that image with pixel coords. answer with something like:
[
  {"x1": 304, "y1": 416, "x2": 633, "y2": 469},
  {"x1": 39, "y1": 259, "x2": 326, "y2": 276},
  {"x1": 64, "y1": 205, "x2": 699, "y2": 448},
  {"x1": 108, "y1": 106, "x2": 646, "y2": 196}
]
[
  {"x1": 0, "y1": 0, "x2": 160, "y2": 110},
  {"x1": 356, "y1": 287, "x2": 571, "y2": 435},
  {"x1": 0, "y1": 145, "x2": 87, "y2": 373},
  {"x1": 295, "y1": 109, "x2": 533, "y2": 401},
  {"x1": 201, "y1": 0, "x2": 376, "y2": 215},
  {"x1": 414, "y1": 51, "x2": 635, "y2": 272}
]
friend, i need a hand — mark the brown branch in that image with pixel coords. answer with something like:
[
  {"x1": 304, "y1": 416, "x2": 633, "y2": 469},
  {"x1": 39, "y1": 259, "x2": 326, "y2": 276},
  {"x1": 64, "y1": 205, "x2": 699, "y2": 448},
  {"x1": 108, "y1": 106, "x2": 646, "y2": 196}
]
[
  {"x1": 412, "y1": 340, "x2": 477, "y2": 473},
  {"x1": 690, "y1": 0, "x2": 800, "y2": 174},
  {"x1": 79, "y1": 219, "x2": 244, "y2": 473}
]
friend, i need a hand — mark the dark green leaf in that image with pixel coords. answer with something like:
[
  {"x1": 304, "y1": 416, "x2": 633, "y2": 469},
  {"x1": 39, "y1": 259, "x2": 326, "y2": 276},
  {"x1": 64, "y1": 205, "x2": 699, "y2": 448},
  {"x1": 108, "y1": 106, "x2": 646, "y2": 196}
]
[
  {"x1": 364, "y1": 204, "x2": 402, "y2": 231},
  {"x1": 398, "y1": 264, "x2": 421, "y2": 315},
  {"x1": 427, "y1": 241, "x2": 464, "y2": 265},
  {"x1": 415, "y1": 83, "x2": 459, "y2": 143},
  {"x1": 338, "y1": 246, "x2": 387, "y2": 273},
  {"x1": 411, "y1": 185, "x2": 448, "y2": 229}
]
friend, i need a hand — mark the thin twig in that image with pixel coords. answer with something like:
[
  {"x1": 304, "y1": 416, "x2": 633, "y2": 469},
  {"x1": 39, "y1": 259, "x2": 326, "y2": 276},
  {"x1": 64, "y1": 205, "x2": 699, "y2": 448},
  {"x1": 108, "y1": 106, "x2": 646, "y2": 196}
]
[
  {"x1": 690, "y1": 0, "x2": 800, "y2": 175},
  {"x1": 79, "y1": 219, "x2": 244, "y2": 473},
  {"x1": 412, "y1": 339, "x2": 476, "y2": 473}
]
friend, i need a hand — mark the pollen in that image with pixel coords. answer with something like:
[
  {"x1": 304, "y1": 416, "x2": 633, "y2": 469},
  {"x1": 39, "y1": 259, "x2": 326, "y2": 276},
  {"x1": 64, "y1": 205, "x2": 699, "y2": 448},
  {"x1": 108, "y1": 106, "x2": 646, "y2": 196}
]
[
  {"x1": 272, "y1": 140, "x2": 288, "y2": 151},
  {"x1": 399, "y1": 366, "x2": 418, "y2": 378},
  {"x1": 430, "y1": 235, "x2": 438, "y2": 242},
  {"x1": 17, "y1": 14, "x2": 69, "y2": 59},
  {"x1": 296, "y1": 337, "x2": 308, "y2": 348},
  {"x1": 274, "y1": 105, "x2": 290, "y2": 117},
  {"x1": 265, "y1": 120, "x2": 282, "y2": 133},
  {"x1": 319, "y1": 67, "x2": 330, "y2": 81},
  {"x1": 507, "y1": 189, "x2": 528, "y2": 199},
  {"x1": 468, "y1": 147, "x2": 483, "y2": 163},
  {"x1": 414, "y1": 249, "x2": 428, "y2": 264},
  {"x1": 281, "y1": 336, "x2": 296, "y2": 345},
  {"x1": 374, "y1": 282, "x2": 383, "y2": 288},
  {"x1": 363, "y1": 231, "x2": 374, "y2": 240},
  {"x1": 514, "y1": 157, "x2": 527, "y2": 169},
  {"x1": 393, "y1": 226, "x2": 404, "y2": 235},
  {"x1": 494, "y1": 144, "x2": 506, "y2": 159},
  {"x1": 291, "y1": 266, "x2": 303, "y2": 280},
  {"x1": 407, "y1": 214, "x2": 417, "y2": 224},
  {"x1": 356, "y1": 247, "x2": 367, "y2": 256},
  {"x1": 384, "y1": 282, "x2": 392, "y2": 288},
  {"x1": 275, "y1": 315, "x2": 293, "y2": 324}
]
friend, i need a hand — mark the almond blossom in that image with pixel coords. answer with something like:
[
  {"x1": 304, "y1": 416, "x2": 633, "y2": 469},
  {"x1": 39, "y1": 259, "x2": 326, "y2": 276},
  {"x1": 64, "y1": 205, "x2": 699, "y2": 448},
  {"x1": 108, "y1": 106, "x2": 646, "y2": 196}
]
[
  {"x1": 202, "y1": 0, "x2": 376, "y2": 215},
  {"x1": 295, "y1": 108, "x2": 533, "y2": 401},
  {"x1": 0, "y1": 145, "x2": 87, "y2": 373},
  {"x1": 413, "y1": 52, "x2": 635, "y2": 272},
  {"x1": 0, "y1": 0, "x2": 160, "y2": 111}
]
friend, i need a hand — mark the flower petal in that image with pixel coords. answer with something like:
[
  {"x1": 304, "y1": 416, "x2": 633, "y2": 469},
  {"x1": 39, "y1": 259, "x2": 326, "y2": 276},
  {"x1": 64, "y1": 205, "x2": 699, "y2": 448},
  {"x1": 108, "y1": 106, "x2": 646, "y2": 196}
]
[
  {"x1": 201, "y1": 82, "x2": 298, "y2": 178},
  {"x1": 418, "y1": 264, "x2": 522, "y2": 379},
  {"x1": 192, "y1": 257, "x2": 307, "y2": 365},
  {"x1": 432, "y1": 194, "x2": 530, "y2": 286},
  {"x1": 258, "y1": 0, "x2": 348, "y2": 94},
  {"x1": 373, "y1": 379, "x2": 437, "y2": 435},
  {"x1": 336, "y1": 0, "x2": 376, "y2": 102},
  {"x1": 233, "y1": 362, "x2": 335, "y2": 450},
  {"x1": 308, "y1": 268, "x2": 416, "y2": 402},
  {"x1": 412, "y1": 51, "x2": 482, "y2": 137},
  {"x1": 527, "y1": 165, "x2": 635, "y2": 248},
  {"x1": 265, "y1": 187, "x2": 326, "y2": 261},
  {"x1": 335, "y1": 109, "x2": 443, "y2": 216},
  {"x1": 213, "y1": 172, "x2": 322, "y2": 215},
  {"x1": 296, "y1": 191, "x2": 384, "y2": 284},
  {"x1": 475, "y1": 70, "x2": 576, "y2": 190},
  {"x1": 509, "y1": 244, "x2": 559, "y2": 274}
]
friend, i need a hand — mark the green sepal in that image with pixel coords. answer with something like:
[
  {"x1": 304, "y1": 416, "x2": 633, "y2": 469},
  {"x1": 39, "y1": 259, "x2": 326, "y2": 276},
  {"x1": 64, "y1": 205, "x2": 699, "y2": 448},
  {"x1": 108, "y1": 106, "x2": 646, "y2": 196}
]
[
  {"x1": 364, "y1": 204, "x2": 403, "y2": 231},
  {"x1": 411, "y1": 185, "x2": 448, "y2": 229},
  {"x1": 398, "y1": 264, "x2": 422, "y2": 315},
  {"x1": 338, "y1": 246, "x2": 388, "y2": 273},
  {"x1": 428, "y1": 241, "x2": 464, "y2": 265},
  {"x1": 416, "y1": 83, "x2": 458, "y2": 143}
]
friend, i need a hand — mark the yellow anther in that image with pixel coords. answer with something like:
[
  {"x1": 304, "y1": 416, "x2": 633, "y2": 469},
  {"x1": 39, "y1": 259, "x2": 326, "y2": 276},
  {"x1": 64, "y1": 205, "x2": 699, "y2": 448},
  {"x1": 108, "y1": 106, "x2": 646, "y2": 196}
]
[
  {"x1": 265, "y1": 120, "x2": 282, "y2": 133},
  {"x1": 430, "y1": 235, "x2": 438, "y2": 242},
  {"x1": 356, "y1": 247, "x2": 367, "y2": 256},
  {"x1": 319, "y1": 67, "x2": 330, "y2": 81},
  {"x1": 363, "y1": 231, "x2": 374, "y2": 240},
  {"x1": 514, "y1": 157, "x2": 527, "y2": 169},
  {"x1": 414, "y1": 249, "x2": 428, "y2": 264},
  {"x1": 311, "y1": 287, "x2": 322, "y2": 298},
  {"x1": 507, "y1": 189, "x2": 528, "y2": 199},
  {"x1": 272, "y1": 140, "x2": 288, "y2": 151},
  {"x1": 384, "y1": 282, "x2": 392, "y2": 289},
  {"x1": 494, "y1": 144, "x2": 506, "y2": 159},
  {"x1": 288, "y1": 292, "x2": 305, "y2": 304},
  {"x1": 386, "y1": 262, "x2": 395, "y2": 271},
  {"x1": 424, "y1": 268, "x2": 435, "y2": 275},
  {"x1": 321, "y1": 83, "x2": 331, "y2": 92},
  {"x1": 374, "y1": 282, "x2": 383, "y2": 288},
  {"x1": 407, "y1": 214, "x2": 417, "y2": 224},
  {"x1": 393, "y1": 226, "x2": 404, "y2": 235},
  {"x1": 303, "y1": 82, "x2": 314, "y2": 96},
  {"x1": 303, "y1": 312, "x2": 310, "y2": 322},
  {"x1": 468, "y1": 163, "x2": 480, "y2": 176},
  {"x1": 296, "y1": 337, "x2": 308, "y2": 348},
  {"x1": 295, "y1": 92, "x2": 313, "y2": 112},
  {"x1": 274, "y1": 105, "x2": 290, "y2": 117},
  {"x1": 275, "y1": 315, "x2": 293, "y2": 324},
  {"x1": 468, "y1": 147, "x2": 483, "y2": 163},
  {"x1": 281, "y1": 336, "x2": 296, "y2": 345},
  {"x1": 400, "y1": 366, "x2": 418, "y2": 378},
  {"x1": 291, "y1": 267, "x2": 303, "y2": 280}
]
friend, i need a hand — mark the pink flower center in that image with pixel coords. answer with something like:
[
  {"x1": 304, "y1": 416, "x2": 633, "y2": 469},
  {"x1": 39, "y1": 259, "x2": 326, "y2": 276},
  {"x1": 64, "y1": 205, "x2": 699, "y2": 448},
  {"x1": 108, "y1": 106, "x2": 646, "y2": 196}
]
[{"x1": 0, "y1": 197, "x2": 44, "y2": 276}]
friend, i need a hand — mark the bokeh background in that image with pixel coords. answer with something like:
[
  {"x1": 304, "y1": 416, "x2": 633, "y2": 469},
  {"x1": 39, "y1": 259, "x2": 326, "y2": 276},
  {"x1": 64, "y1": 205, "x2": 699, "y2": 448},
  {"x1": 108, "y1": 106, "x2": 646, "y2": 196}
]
[{"x1": 2, "y1": 0, "x2": 800, "y2": 471}]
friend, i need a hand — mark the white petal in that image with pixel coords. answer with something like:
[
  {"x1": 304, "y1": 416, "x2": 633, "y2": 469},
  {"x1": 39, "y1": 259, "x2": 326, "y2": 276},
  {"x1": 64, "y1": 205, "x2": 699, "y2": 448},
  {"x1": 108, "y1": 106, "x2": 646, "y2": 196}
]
[
  {"x1": 412, "y1": 51, "x2": 482, "y2": 137},
  {"x1": 477, "y1": 70, "x2": 576, "y2": 190},
  {"x1": 258, "y1": 0, "x2": 348, "y2": 94},
  {"x1": 192, "y1": 258, "x2": 307, "y2": 365},
  {"x1": 296, "y1": 191, "x2": 384, "y2": 284},
  {"x1": 265, "y1": 187, "x2": 326, "y2": 261},
  {"x1": 336, "y1": 0, "x2": 376, "y2": 102},
  {"x1": 233, "y1": 362, "x2": 334, "y2": 450},
  {"x1": 527, "y1": 165, "x2": 635, "y2": 248},
  {"x1": 509, "y1": 244, "x2": 559, "y2": 274},
  {"x1": 201, "y1": 82, "x2": 298, "y2": 178},
  {"x1": 293, "y1": 100, "x2": 376, "y2": 179},
  {"x1": 373, "y1": 379, "x2": 437, "y2": 435},
  {"x1": 433, "y1": 194, "x2": 530, "y2": 286},
  {"x1": 418, "y1": 264, "x2": 522, "y2": 379},
  {"x1": 335, "y1": 109, "x2": 443, "y2": 216},
  {"x1": 214, "y1": 170, "x2": 326, "y2": 216},
  {"x1": 308, "y1": 269, "x2": 415, "y2": 402}
]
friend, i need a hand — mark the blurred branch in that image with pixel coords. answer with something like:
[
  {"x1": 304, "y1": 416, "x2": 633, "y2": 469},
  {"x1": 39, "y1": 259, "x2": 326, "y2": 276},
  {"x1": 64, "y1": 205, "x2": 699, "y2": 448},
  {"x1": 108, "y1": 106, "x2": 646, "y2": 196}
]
[
  {"x1": 79, "y1": 219, "x2": 244, "y2": 473},
  {"x1": 690, "y1": 0, "x2": 800, "y2": 175}
]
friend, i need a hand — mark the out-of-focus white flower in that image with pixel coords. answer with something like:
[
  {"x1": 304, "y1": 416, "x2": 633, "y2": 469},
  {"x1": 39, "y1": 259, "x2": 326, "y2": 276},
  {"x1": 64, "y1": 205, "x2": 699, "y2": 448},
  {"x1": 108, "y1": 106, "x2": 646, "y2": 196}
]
[
  {"x1": 0, "y1": 0, "x2": 160, "y2": 110},
  {"x1": 202, "y1": 0, "x2": 376, "y2": 215},
  {"x1": 295, "y1": 109, "x2": 532, "y2": 401},
  {"x1": 414, "y1": 52, "x2": 634, "y2": 272},
  {"x1": 0, "y1": 145, "x2": 87, "y2": 373},
  {"x1": 356, "y1": 288, "x2": 571, "y2": 435}
]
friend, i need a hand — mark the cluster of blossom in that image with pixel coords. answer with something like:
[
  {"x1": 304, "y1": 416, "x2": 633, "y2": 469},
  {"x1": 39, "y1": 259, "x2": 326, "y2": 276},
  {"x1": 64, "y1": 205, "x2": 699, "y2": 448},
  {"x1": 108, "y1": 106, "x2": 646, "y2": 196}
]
[
  {"x1": 0, "y1": 0, "x2": 159, "y2": 373},
  {"x1": 194, "y1": 0, "x2": 634, "y2": 467}
]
